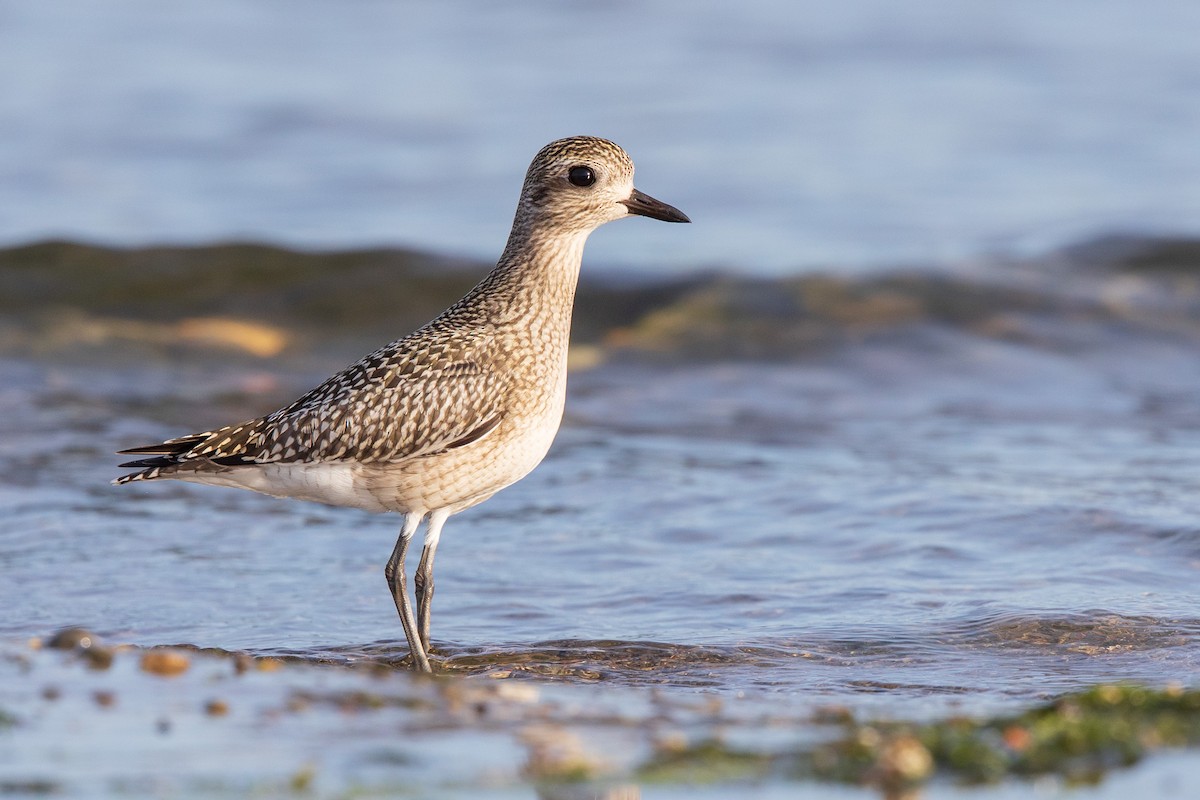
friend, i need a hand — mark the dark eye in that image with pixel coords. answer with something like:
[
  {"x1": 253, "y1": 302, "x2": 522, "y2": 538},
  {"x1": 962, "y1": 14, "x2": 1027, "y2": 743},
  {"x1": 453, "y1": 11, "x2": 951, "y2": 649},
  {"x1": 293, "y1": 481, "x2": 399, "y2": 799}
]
[{"x1": 568, "y1": 166, "x2": 595, "y2": 187}]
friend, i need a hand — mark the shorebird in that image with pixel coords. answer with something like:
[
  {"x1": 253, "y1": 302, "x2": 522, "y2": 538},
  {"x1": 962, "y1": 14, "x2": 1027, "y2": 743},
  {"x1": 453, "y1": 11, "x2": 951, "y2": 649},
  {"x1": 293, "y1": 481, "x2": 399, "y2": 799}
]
[{"x1": 115, "y1": 136, "x2": 689, "y2": 672}]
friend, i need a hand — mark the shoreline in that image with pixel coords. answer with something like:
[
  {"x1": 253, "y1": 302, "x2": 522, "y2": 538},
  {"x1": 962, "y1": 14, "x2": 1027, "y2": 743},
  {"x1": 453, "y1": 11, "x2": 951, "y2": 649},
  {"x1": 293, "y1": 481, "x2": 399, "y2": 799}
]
[{"x1": 4, "y1": 628, "x2": 1198, "y2": 798}]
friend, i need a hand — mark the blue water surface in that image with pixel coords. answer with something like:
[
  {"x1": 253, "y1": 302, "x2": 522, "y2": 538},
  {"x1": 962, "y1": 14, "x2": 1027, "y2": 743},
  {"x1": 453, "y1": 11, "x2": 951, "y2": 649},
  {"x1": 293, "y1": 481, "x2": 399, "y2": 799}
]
[{"x1": 1, "y1": 0, "x2": 1198, "y2": 272}]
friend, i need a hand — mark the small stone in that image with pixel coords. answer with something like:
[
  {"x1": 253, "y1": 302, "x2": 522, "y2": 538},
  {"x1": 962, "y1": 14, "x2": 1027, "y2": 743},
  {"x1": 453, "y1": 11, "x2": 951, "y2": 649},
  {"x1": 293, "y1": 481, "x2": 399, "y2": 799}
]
[
  {"x1": 289, "y1": 766, "x2": 316, "y2": 792},
  {"x1": 520, "y1": 724, "x2": 607, "y2": 781},
  {"x1": 813, "y1": 705, "x2": 854, "y2": 724},
  {"x1": 47, "y1": 627, "x2": 99, "y2": 650},
  {"x1": 493, "y1": 683, "x2": 539, "y2": 703},
  {"x1": 1002, "y1": 725, "x2": 1032, "y2": 751},
  {"x1": 286, "y1": 695, "x2": 311, "y2": 713},
  {"x1": 93, "y1": 690, "x2": 116, "y2": 708},
  {"x1": 83, "y1": 646, "x2": 115, "y2": 671},
  {"x1": 140, "y1": 650, "x2": 190, "y2": 677},
  {"x1": 204, "y1": 699, "x2": 230, "y2": 716},
  {"x1": 653, "y1": 731, "x2": 689, "y2": 754},
  {"x1": 874, "y1": 735, "x2": 933, "y2": 787}
]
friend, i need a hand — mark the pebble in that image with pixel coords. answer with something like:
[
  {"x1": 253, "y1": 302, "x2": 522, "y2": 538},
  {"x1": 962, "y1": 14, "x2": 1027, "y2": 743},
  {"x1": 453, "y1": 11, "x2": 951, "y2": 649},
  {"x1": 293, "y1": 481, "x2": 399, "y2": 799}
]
[{"x1": 140, "y1": 650, "x2": 190, "y2": 677}]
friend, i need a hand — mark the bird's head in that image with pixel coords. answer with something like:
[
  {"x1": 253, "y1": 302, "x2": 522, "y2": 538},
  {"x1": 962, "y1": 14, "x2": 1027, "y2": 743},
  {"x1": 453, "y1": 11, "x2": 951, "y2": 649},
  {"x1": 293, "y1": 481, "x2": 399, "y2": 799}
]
[{"x1": 516, "y1": 136, "x2": 690, "y2": 235}]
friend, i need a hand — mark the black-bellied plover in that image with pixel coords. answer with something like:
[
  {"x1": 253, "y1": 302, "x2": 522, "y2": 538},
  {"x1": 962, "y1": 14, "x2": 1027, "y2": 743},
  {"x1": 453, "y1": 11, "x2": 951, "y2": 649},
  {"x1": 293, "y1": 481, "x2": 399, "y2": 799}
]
[{"x1": 115, "y1": 136, "x2": 689, "y2": 672}]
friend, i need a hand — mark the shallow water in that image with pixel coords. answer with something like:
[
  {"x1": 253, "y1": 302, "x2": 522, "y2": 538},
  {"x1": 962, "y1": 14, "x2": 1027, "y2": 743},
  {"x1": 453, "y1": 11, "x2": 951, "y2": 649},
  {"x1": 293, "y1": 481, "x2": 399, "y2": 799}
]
[{"x1": 3, "y1": 244, "x2": 1198, "y2": 725}]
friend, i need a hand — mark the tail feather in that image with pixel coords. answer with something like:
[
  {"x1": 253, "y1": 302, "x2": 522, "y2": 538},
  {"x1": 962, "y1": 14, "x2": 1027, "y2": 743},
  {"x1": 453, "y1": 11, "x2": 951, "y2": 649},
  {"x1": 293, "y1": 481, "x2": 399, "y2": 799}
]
[
  {"x1": 113, "y1": 469, "x2": 161, "y2": 485},
  {"x1": 116, "y1": 433, "x2": 208, "y2": 457},
  {"x1": 117, "y1": 456, "x2": 175, "y2": 469},
  {"x1": 113, "y1": 432, "x2": 214, "y2": 485}
]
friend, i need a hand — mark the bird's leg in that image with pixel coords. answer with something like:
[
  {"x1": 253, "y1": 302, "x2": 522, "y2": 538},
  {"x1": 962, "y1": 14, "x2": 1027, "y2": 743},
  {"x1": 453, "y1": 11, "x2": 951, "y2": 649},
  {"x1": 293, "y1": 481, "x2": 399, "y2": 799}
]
[
  {"x1": 414, "y1": 509, "x2": 449, "y2": 655},
  {"x1": 384, "y1": 512, "x2": 430, "y2": 673}
]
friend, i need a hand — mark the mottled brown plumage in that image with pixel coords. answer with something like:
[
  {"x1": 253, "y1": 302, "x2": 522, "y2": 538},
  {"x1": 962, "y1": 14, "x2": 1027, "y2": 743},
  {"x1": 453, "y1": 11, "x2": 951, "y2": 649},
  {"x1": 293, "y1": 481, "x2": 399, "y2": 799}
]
[{"x1": 115, "y1": 136, "x2": 689, "y2": 671}]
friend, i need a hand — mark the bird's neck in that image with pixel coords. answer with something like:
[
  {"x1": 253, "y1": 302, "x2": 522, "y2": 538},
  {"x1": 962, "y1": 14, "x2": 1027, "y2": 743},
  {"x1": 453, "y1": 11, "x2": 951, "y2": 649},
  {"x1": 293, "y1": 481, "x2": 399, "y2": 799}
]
[{"x1": 484, "y1": 224, "x2": 589, "y2": 326}]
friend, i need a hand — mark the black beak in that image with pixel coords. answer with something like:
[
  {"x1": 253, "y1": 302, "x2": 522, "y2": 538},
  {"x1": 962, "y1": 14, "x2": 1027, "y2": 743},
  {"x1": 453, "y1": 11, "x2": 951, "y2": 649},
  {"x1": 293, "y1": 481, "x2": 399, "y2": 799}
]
[{"x1": 621, "y1": 188, "x2": 691, "y2": 223}]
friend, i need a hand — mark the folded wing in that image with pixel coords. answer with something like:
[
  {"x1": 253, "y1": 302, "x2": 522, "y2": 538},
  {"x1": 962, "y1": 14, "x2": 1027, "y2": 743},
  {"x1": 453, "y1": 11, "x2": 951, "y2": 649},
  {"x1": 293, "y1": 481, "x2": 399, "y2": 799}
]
[{"x1": 116, "y1": 329, "x2": 506, "y2": 483}]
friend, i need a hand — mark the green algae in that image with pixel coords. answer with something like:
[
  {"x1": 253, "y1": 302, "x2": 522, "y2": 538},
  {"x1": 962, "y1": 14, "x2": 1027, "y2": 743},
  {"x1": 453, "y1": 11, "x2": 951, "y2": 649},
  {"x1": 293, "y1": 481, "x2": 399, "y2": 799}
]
[
  {"x1": 919, "y1": 683, "x2": 1200, "y2": 784},
  {"x1": 637, "y1": 738, "x2": 775, "y2": 784},
  {"x1": 633, "y1": 683, "x2": 1200, "y2": 792}
]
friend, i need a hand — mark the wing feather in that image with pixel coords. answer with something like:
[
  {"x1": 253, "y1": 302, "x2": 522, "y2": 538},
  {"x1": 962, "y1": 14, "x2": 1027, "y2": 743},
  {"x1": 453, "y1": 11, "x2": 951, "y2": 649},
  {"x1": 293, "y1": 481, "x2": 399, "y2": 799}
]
[{"x1": 115, "y1": 326, "x2": 508, "y2": 481}]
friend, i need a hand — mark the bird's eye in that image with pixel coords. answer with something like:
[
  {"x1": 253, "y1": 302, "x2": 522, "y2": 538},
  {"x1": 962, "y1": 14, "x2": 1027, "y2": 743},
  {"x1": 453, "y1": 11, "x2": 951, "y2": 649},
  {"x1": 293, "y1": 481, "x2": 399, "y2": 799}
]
[{"x1": 568, "y1": 166, "x2": 595, "y2": 187}]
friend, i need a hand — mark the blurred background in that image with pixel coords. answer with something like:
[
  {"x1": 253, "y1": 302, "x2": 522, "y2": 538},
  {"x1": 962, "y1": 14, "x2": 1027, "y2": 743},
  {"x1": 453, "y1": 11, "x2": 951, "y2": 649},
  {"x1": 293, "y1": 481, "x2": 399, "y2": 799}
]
[{"x1": 2, "y1": 0, "x2": 1197, "y2": 274}]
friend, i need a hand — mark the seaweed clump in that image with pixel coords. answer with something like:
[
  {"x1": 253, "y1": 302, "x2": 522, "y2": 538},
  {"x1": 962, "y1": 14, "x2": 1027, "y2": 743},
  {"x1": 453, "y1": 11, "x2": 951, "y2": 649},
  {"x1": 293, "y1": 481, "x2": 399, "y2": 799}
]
[{"x1": 637, "y1": 684, "x2": 1200, "y2": 795}]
